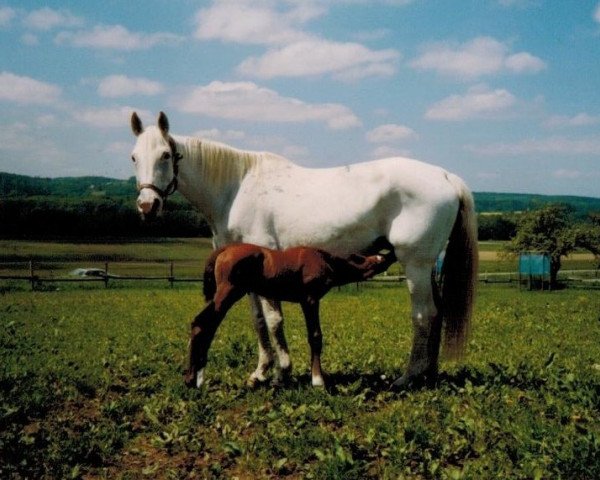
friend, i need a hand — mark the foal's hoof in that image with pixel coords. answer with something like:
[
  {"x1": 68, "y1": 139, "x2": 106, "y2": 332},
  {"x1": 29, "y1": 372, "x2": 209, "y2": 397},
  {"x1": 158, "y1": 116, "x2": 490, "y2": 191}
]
[
  {"x1": 184, "y1": 369, "x2": 205, "y2": 389},
  {"x1": 311, "y1": 375, "x2": 326, "y2": 388},
  {"x1": 246, "y1": 375, "x2": 269, "y2": 389}
]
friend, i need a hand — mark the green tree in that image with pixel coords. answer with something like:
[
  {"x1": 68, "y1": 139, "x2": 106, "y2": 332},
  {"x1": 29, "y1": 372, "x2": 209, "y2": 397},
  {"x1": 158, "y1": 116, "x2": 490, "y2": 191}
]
[{"x1": 505, "y1": 204, "x2": 600, "y2": 287}]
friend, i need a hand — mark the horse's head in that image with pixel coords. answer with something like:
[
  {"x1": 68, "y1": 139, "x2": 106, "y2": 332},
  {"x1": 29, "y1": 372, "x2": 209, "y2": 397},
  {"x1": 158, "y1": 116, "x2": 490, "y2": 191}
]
[{"x1": 130, "y1": 111, "x2": 181, "y2": 220}]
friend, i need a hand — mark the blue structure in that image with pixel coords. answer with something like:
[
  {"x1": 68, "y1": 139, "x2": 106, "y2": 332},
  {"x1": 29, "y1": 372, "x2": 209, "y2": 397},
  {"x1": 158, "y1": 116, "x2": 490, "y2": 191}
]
[{"x1": 519, "y1": 252, "x2": 551, "y2": 290}]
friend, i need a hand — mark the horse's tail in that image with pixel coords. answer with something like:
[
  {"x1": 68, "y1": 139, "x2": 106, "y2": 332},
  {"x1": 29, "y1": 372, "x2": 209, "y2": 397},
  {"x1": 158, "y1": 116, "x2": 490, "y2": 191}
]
[
  {"x1": 203, "y1": 247, "x2": 224, "y2": 302},
  {"x1": 441, "y1": 174, "x2": 479, "y2": 360}
]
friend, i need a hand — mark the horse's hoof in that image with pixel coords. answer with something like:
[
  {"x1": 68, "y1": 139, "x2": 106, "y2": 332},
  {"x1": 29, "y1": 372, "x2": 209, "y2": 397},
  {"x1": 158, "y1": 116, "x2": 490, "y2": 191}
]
[{"x1": 390, "y1": 371, "x2": 437, "y2": 391}]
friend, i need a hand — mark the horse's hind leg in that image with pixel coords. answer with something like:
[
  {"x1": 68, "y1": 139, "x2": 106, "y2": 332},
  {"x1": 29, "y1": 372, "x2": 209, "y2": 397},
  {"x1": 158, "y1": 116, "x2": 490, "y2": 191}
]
[
  {"x1": 301, "y1": 299, "x2": 324, "y2": 387},
  {"x1": 392, "y1": 261, "x2": 442, "y2": 389},
  {"x1": 247, "y1": 294, "x2": 275, "y2": 387}
]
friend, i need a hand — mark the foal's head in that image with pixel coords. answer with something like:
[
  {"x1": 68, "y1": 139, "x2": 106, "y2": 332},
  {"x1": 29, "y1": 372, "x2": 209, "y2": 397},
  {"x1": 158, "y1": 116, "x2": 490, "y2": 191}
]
[
  {"x1": 342, "y1": 252, "x2": 393, "y2": 281},
  {"x1": 130, "y1": 111, "x2": 180, "y2": 220},
  {"x1": 348, "y1": 251, "x2": 391, "y2": 280}
]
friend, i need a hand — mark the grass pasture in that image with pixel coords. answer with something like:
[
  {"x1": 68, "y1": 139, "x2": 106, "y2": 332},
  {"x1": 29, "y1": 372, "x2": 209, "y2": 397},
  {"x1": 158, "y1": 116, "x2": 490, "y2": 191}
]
[
  {"x1": 0, "y1": 239, "x2": 598, "y2": 478},
  {"x1": 1, "y1": 279, "x2": 599, "y2": 478}
]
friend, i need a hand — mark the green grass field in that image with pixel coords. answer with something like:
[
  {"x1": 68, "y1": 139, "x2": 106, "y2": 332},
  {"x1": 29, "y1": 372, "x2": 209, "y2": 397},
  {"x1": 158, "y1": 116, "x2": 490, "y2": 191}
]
[{"x1": 1, "y1": 273, "x2": 599, "y2": 478}]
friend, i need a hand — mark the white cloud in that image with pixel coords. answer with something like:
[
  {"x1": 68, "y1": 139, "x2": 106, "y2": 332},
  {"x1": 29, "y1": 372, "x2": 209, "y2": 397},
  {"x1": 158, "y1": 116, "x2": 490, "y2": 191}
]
[
  {"x1": 238, "y1": 39, "x2": 399, "y2": 80},
  {"x1": 504, "y1": 52, "x2": 546, "y2": 73},
  {"x1": 0, "y1": 6, "x2": 16, "y2": 27},
  {"x1": 23, "y1": 7, "x2": 84, "y2": 31},
  {"x1": 174, "y1": 81, "x2": 361, "y2": 130},
  {"x1": 411, "y1": 36, "x2": 546, "y2": 79},
  {"x1": 0, "y1": 71, "x2": 61, "y2": 105},
  {"x1": 466, "y1": 136, "x2": 600, "y2": 156},
  {"x1": 594, "y1": 3, "x2": 600, "y2": 23},
  {"x1": 98, "y1": 75, "x2": 164, "y2": 98},
  {"x1": 370, "y1": 145, "x2": 412, "y2": 159},
  {"x1": 36, "y1": 114, "x2": 57, "y2": 126},
  {"x1": 0, "y1": 122, "x2": 67, "y2": 170},
  {"x1": 194, "y1": 1, "x2": 319, "y2": 45},
  {"x1": 21, "y1": 33, "x2": 39, "y2": 46},
  {"x1": 497, "y1": 0, "x2": 539, "y2": 7},
  {"x1": 196, "y1": 1, "x2": 399, "y2": 80},
  {"x1": 544, "y1": 113, "x2": 600, "y2": 128},
  {"x1": 553, "y1": 169, "x2": 581, "y2": 179},
  {"x1": 194, "y1": 128, "x2": 247, "y2": 142},
  {"x1": 55, "y1": 25, "x2": 182, "y2": 50},
  {"x1": 72, "y1": 106, "x2": 152, "y2": 128},
  {"x1": 426, "y1": 84, "x2": 516, "y2": 121},
  {"x1": 366, "y1": 123, "x2": 417, "y2": 143}
]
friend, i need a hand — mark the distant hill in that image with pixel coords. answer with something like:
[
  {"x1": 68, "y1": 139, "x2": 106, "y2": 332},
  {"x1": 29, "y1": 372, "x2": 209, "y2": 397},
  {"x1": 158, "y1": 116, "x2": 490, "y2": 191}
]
[
  {"x1": 1, "y1": 171, "x2": 599, "y2": 215},
  {"x1": 473, "y1": 191, "x2": 600, "y2": 216},
  {"x1": 0, "y1": 172, "x2": 135, "y2": 198}
]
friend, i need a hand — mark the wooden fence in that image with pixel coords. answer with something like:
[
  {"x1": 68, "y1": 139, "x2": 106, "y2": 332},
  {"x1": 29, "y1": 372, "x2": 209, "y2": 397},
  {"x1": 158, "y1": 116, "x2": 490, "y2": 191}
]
[{"x1": 1, "y1": 261, "x2": 597, "y2": 291}]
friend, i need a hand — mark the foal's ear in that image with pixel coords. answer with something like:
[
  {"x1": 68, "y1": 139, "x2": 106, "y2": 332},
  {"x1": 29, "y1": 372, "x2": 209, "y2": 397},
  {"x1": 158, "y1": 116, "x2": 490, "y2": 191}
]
[
  {"x1": 131, "y1": 112, "x2": 143, "y2": 137},
  {"x1": 158, "y1": 111, "x2": 169, "y2": 135}
]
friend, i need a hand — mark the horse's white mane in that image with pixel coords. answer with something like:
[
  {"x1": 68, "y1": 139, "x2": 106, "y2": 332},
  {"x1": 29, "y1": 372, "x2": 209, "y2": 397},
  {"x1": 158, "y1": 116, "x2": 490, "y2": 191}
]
[{"x1": 177, "y1": 136, "x2": 290, "y2": 188}]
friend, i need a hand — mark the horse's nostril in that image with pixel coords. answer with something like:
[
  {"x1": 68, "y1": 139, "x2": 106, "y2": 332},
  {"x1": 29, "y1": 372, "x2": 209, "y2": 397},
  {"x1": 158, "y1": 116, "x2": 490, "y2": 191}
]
[{"x1": 137, "y1": 197, "x2": 161, "y2": 215}]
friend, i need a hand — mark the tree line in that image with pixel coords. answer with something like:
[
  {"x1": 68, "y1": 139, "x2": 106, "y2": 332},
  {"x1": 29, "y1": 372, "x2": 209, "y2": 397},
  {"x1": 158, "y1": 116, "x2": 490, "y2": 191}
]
[
  {"x1": 1, "y1": 171, "x2": 599, "y2": 244},
  {"x1": 0, "y1": 197, "x2": 211, "y2": 238}
]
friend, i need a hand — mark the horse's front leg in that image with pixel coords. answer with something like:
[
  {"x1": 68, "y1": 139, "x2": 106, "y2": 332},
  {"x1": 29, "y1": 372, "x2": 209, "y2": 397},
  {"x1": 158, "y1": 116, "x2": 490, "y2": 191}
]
[
  {"x1": 301, "y1": 299, "x2": 325, "y2": 387},
  {"x1": 259, "y1": 297, "x2": 292, "y2": 386}
]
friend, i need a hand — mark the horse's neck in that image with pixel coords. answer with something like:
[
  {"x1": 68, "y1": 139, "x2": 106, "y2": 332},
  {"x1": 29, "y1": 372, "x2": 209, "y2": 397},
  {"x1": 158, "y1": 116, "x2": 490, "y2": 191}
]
[{"x1": 173, "y1": 136, "x2": 268, "y2": 232}]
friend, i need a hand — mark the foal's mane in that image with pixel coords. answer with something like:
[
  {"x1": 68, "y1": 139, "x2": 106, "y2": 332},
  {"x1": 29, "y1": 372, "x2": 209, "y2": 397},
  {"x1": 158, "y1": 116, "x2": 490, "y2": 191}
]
[{"x1": 178, "y1": 136, "x2": 291, "y2": 188}]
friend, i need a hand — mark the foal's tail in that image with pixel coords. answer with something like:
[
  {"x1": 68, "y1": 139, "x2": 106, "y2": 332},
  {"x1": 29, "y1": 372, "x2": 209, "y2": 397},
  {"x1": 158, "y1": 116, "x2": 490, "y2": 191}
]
[
  {"x1": 203, "y1": 247, "x2": 224, "y2": 302},
  {"x1": 441, "y1": 174, "x2": 479, "y2": 360}
]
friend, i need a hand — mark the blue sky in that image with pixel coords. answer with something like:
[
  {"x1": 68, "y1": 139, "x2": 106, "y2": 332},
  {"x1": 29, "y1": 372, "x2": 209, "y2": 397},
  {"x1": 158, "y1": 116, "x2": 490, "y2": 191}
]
[{"x1": 1, "y1": 0, "x2": 599, "y2": 197}]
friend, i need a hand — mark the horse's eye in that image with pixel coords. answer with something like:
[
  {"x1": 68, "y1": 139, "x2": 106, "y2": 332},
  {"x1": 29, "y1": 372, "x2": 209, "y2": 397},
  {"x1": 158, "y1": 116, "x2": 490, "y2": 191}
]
[
  {"x1": 162, "y1": 152, "x2": 171, "y2": 161},
  {"x1": 131, "y1": 155, "x2": 136, "y2": 163}
]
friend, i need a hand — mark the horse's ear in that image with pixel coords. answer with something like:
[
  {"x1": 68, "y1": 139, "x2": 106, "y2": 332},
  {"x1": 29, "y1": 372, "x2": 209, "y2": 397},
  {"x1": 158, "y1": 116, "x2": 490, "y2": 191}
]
[
  {"x1": 131, "y1": 112, "x2": 143, "y2": 137},
  {"x1": 158, "y1": 111, "x2": 169, "y2": 136}
]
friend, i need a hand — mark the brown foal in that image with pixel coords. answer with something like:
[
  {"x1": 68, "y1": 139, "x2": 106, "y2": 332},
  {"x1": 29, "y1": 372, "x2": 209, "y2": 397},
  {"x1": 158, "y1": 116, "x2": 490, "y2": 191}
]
[{"x1": 185, "y1": 243, "x2": 394, "y2": 388}]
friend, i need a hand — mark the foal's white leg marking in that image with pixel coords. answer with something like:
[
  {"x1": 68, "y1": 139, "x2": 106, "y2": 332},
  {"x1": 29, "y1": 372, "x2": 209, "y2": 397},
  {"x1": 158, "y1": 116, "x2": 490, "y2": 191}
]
[
  {"x1": 247, "y1": 294, "x2": 274, "y2": 386},
  {"x1": 397, "y1": 262, "x2": 440, "y2": 385},
  {"x1": 260, "y1": 298, "x2": 292, "y2": 384},
  {"x1": 311, "y1": 375, "x2": 325, "y2": 387},
  {"x1": 195, "y1": 368, "x2": 205, "y2": 388}
]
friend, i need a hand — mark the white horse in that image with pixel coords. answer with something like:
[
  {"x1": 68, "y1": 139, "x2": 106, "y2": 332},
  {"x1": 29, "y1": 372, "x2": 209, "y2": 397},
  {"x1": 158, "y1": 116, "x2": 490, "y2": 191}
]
[{"x1": 129, "y1": 111, "x2": 478, "y2": 389}]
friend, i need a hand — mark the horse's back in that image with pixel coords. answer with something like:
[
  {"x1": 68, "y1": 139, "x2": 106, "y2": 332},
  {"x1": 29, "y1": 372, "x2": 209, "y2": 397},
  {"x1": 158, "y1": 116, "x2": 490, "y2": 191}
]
[{"x1": 230, "y1": 156, "x2": 465, "y2": 261}]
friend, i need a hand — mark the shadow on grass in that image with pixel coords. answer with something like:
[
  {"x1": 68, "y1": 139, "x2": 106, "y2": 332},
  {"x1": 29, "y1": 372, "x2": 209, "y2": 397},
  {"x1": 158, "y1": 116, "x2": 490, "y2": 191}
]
[{"x1": 289, "y1": 360, "x2": 572, "y2": 396}]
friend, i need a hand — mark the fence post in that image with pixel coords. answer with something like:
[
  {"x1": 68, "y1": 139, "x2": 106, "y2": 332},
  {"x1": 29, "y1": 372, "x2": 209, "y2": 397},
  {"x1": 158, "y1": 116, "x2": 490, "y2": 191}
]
[
  {"x1": 104, "y1": 262, "x2": 109, "y2": 288},
  {"x1": 29, "y1": 260, "x2": 35, "y2": 291},
  {"x1": 169, "y1": 261, "x2": 174, "y2": 288}
]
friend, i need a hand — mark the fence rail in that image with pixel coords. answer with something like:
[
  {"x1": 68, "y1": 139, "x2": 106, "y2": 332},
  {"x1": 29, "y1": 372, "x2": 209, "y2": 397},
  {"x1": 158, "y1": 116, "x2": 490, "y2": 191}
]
[{"x1": 1, "y1": 261, "x2": 598, "y2": 290}]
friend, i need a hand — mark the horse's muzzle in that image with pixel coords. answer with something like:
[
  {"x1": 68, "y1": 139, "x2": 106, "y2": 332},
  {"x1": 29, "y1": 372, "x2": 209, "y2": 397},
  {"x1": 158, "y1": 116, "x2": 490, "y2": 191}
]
[{"x1": 137, "y1": 197, "x2": 161, "y2": 221}]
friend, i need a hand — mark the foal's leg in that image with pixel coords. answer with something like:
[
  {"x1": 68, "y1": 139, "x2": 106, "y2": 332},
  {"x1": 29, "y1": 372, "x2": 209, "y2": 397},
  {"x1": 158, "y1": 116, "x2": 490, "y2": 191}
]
[
  {"x1": 185, "y1": 301, "x2": 218, "y2": 388},
  {"x1": 260, "y1": 298, "x2": 292, "y2": 385},
  {"x1": 185, "y1": 285, "x2": 244, "y2": 388},
  {"x1": 247, "y1": 294, "x2": 275, "y2": 387},
  {"x1": 301, "y1": 299, "x2": 325, "y2": 387},
  {"x1": 392, "y1": 262, "x2": 442, "y2": 389}
]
